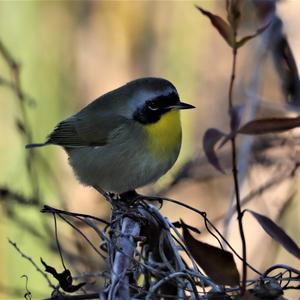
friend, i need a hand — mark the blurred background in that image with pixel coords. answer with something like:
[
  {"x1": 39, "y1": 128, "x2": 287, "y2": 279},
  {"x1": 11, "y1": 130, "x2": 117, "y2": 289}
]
[{"x1": 0, "y1": 0, "x2": 300, "y2": 299}]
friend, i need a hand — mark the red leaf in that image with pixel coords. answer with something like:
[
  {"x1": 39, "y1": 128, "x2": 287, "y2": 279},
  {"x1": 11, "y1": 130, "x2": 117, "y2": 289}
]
[
  {"x1": 239, "y1": 116, "x2": 300, "y2": 135},
  {"x1": 248, "y1": 210, "x2": 300, "y2": 260},
  {"x1": 181, "y1": 221, "x2": 240, "y2": 286},
  {"x1": 196, "y1": 6, "x2": 234, "y2": 47},
  {"x1": 203, "y1": 128, "x2": 226, "y2": 173}
]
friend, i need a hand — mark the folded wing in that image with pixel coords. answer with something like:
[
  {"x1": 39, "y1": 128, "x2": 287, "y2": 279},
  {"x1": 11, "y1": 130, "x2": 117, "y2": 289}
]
[{"x1": 46, "y1": 113, "x2": 129, "y2": 147}]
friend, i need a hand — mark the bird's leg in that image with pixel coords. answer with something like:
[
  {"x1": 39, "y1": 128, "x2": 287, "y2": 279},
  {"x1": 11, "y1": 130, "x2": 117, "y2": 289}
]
[
  {"x1": 108, "y1": 191, "x2": 148, "y2": 228},
  {"x1": 93, "y1": 186, "x2": 125, "y2": 208},
  {"x1": 94, "y1": 185, "x2": 164, "y2": 208},
  {"x1": 93, "y1": 185, "x2": 113, "y2": 204},
  {"x1": 119, "y1": 190, "x2": 139, "y2": 206},
  {"x1": 120, "y1": 190, "x2": 164, "y2": 208}
]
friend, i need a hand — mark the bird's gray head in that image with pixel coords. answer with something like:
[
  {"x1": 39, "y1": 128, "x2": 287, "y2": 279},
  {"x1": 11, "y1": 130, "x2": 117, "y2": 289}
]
[{"x1": 124, "y1": 77, "x2": 194, "y2": 124}]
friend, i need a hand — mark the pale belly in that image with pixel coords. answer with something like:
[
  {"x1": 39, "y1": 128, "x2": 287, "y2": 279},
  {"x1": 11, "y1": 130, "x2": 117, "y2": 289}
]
[
  {"x1": 67, "y1": 139, "x2": 180, "y2": 193},
  {"x1": 67, "y1": 114, "x2": 182, "y2": 193}
]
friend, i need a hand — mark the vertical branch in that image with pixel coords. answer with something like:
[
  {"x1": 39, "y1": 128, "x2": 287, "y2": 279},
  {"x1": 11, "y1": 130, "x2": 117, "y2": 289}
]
[
  {"x1": 107, "y1": 202, "x2": 141, "y2": 300},
  {"x1": 228, "y1": 49, "x2": 237, "y2": 110},
  {"x1": 223, "y1": 14, "x2": 274, "y2": 240},
  {"x1": 0, "y1": 40, "x2": 39, "y2": 200},
  {"x1": 228, "y1": 33, "x2": 247, "y2": 292}
]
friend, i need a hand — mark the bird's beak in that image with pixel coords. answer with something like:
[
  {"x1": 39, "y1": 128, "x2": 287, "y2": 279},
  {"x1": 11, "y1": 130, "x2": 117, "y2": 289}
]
[{"x1": 168, "y1": 102, "x2": 195, "y2": 110}]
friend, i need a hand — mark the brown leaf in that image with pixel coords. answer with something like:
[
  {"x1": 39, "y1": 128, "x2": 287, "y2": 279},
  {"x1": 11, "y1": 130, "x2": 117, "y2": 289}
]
[
  {"x1": 196, "y1": 6, "x2": 234, "y2": 47},
  {"x1": 239, "y1": 116, "x2": 300, "y2": 135},
  {"x1": 41, "y1": 258, "x2": 85, "y2": 292},
  {"x1": 203, "y1": 128, "x2": 226, "y2": 173},
  {"x1": 236, "y1": 21, "x2": 272, "y2": 48},
  {"x1": 248, "y1": 210, "x2": 300, "y2": 260},
  {"x1": 181, "y1": 221, "x2": 240, "y2": 286}
]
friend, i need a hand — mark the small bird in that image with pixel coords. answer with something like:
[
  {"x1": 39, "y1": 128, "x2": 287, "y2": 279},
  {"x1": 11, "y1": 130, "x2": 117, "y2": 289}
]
[{"x1": 26, "y1": 77, "x2": 195, "y2": 194}]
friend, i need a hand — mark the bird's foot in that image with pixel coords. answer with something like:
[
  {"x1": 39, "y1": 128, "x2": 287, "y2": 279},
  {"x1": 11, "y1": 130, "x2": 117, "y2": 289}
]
[
  {"x1": 120, "y1": 191, "x2": 164, "y2": 208},
  {"x1": 119, "y1": 190, "x2": 140, "y2": 206},
  {"x1": 94, "y1": 186, "x2": 164, "y2": 208}
]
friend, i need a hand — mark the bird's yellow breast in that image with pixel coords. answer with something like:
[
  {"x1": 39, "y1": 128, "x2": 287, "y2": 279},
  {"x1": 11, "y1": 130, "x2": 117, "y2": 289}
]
[{"x1": 144, "y1": 110, "x2": 182, "y2": 157}]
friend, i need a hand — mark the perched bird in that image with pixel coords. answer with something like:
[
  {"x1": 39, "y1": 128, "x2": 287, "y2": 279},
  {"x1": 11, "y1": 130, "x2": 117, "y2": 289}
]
[{"x1": 26, "y1": 77, "x2": 195, "y2": 194}]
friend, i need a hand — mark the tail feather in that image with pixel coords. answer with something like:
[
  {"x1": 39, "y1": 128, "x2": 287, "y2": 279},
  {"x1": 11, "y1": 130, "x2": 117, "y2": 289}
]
[{"x1": 25, "y1": 142, "x2": 47, "y2": 149}]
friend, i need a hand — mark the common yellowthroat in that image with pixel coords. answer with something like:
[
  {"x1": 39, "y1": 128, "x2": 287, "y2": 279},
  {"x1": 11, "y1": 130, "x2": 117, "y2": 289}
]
[{"x1": 26, "y1": 77, "x2": 194, "y2": 194}]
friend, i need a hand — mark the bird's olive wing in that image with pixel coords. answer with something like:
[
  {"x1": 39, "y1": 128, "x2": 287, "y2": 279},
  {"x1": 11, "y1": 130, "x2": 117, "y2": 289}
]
[{"x1": 47, "y1": 114, "x2": 129, "y2": 147}]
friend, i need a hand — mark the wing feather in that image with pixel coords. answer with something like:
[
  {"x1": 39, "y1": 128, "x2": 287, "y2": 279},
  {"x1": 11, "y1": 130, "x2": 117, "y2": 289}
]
[{"x1": 47, "y1": 114, "x2": 129, "y2": 147}]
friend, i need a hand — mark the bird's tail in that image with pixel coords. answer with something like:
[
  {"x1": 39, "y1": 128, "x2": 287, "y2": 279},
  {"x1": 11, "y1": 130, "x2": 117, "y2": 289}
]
[{"x1": 25, "y1": 142, "x2": 47, "y2": 149}]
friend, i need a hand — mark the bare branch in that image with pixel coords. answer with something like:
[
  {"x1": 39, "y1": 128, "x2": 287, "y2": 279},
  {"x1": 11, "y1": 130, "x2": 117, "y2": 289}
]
[{"x1": 8, "y1": 239, "x2": 55, "y2": 289}]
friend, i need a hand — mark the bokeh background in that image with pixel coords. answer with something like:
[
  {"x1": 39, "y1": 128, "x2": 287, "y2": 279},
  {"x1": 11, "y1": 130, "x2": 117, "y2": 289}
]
[{"x1": 0, "y1": 0, "x2": 300, "y2": 299}]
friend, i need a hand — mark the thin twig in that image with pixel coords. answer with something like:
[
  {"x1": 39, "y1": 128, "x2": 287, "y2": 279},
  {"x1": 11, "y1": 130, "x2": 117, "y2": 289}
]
[
  {"x1": 228, "y1": 34, "x2": 247, "y2": 293},
  {"x1": 145, "y1": 272, "x2": 198, "y2": 300},
  {"x1": 262, "y1": 264, "x2": 300, "y2": 278},
  {"x1": 58, "y1": 214, "x2": 106, "y2": 260},
  {"x1": 53, "y1": 213, "x2": 67, "y2": 270},
  {"x1": 41, "y1": 205, "x2": 109, "y2": 225},
  {"x1": 219, "y1": 162, "x2": 297, "y2": 225},
  {"x1": 0, "y1": 40, "x2": 39, "y2": 200},
  {"x1": 157, "y1": 196, "x2": 260, "y2": 275},
  {"x1": 8, "y1": 239, "x2": 55, "y2": 289}
]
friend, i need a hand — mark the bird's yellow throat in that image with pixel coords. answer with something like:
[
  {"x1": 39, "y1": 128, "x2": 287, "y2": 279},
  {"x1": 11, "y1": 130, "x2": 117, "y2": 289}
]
[{"x1": 145, "y1": 110, "x2": 181, "y2": 157}]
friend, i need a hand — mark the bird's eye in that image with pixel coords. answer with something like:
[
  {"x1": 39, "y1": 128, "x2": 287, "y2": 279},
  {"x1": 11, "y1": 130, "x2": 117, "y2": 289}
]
[{"x1": 147, "y1": 101, "x2": 159, "y2": 111}]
